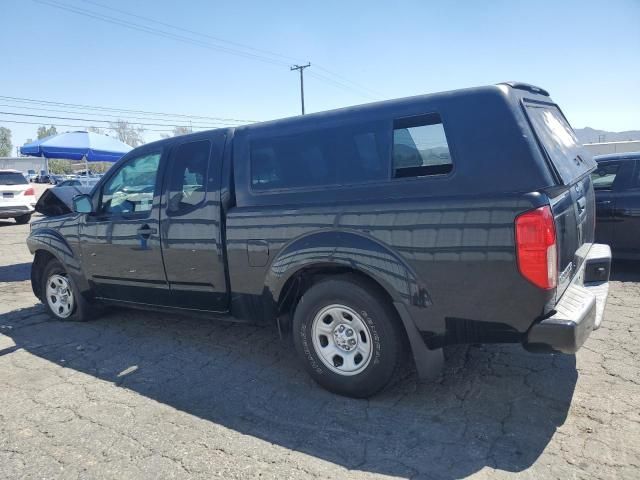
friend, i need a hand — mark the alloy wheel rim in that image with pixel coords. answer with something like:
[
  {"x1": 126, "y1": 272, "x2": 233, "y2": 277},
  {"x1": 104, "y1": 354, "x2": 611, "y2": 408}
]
[
  {"x1": 311, "y1": 304, "x2": 373, "y2": 376},
  {"x1": 46, "y1": 274, "x2": 74, "y2": 319}
]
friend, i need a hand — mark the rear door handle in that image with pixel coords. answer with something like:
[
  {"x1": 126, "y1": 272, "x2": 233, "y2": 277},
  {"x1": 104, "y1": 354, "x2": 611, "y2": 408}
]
[
  {"x1": 596, "y1": 200, "x2": 612, "y2": 205},
  {"x1": 137, "y1": 225, "x2": 157, "y2": 237}
]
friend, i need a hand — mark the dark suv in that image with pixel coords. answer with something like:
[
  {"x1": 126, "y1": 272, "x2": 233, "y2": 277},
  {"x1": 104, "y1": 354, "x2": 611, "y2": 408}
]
[{"x1": 28, "y1": 82, "x2": 611, "y2": 398}]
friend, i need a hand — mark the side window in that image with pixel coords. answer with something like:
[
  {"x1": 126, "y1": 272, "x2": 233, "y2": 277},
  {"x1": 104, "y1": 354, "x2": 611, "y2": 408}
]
[
  {"x1": 167, "y1": 140, "x2": 211, "y2": 213},
  {"x1": 392, "y1": 114, "x2": 452, "y2": 178},
  {"x1": 250, "y1": 121, "x2": 387, "y2": 191},
  {"x1": 100, "y1": 152, "x2": 161, "y2": 215},
  {"x1": 591, "y1": 162, "x2": 620, "y2": 191}
]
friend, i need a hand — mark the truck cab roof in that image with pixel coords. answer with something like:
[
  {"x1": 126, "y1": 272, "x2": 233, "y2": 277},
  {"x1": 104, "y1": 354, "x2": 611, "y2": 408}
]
[{"x1": 594, "y1": 152, "x2": 640, "y2": 162}]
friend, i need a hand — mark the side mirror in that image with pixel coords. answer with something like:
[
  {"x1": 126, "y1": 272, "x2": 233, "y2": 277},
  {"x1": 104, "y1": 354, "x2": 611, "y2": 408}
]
[{"x1": 73, "y1": 194, "x2": 93, "y2": 214}]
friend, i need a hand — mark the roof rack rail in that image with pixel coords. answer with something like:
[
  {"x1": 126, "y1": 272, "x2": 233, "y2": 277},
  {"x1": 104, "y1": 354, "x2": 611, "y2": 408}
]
[{"x1": 498, "y1": 82, "x2": 549, "y2": 97}]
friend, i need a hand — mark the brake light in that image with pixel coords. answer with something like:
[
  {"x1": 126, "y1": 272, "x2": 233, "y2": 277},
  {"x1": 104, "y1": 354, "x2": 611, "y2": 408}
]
[
  {"x1": 515, "y1": 205, "x2": 557, "y2": 289},
  {"x1": 24, "y1": 187, "x2": 35, "y2": 196}
]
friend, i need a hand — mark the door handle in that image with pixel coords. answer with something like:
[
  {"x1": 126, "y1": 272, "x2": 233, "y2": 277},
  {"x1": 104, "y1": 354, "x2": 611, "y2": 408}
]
[
  {"x1": 596, "y1": 200, "x2": 612, "y2": 205},
  {"x1": 137, "y1": 225, "x2": 157, "y2": 237}
]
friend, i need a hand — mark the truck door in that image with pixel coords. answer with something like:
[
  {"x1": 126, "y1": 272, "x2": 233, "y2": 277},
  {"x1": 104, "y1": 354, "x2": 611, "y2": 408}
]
[
  {"x1": 610, "y1": 160, "x2": 640, "y2": 258},
  {"x1": 79, "y1": 148, "x2": 169, "y2": 304},
  {"x1": 591, "y1": 160, "x2": 632, "y2": 249},
  {"x1": 159, "y1": 133, "x2": 229, "y2": 311}
]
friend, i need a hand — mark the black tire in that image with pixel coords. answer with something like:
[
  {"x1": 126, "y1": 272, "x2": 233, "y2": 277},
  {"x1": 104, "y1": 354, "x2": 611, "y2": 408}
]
[
  {"x1": 292, "y1": 275, "x2": 406, "y2": 398},
  {"x1": 41, "y1": 259, "x2": 95, "y2": 322},
  {"x1": 14, "y1": 214, "x2": 32, "y2": 225}
]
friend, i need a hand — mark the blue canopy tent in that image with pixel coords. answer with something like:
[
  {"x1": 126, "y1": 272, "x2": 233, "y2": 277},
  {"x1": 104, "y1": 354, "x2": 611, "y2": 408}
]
[{"x1": 20, "y1": 131, "x2": 133, "y2": 175}]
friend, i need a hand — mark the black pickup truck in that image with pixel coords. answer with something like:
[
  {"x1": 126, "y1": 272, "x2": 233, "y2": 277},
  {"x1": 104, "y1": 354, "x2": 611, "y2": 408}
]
[{"x1": 28, "y1": 82, "x2": 611, "y2": 398}]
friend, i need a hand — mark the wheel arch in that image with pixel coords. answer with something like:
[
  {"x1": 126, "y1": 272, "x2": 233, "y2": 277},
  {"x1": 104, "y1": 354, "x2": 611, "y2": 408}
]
[
  {"x1": 28, "y1": 231, "x2": 91, "y2": 302},
  {"x1": 277, "y1": 264, "x2": 397, "y2": 319},
  {"x1": 31, "y1": 250, "x2": 57, "y2": 301},
  {"x1": 263, "y1": 229, "x2": 432, "y2": 324}
]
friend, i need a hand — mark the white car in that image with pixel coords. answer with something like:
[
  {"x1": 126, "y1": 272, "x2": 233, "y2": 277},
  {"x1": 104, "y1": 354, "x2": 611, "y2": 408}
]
[{"x1": 0, "y1": 170, "x2": 37, "y2": 224}]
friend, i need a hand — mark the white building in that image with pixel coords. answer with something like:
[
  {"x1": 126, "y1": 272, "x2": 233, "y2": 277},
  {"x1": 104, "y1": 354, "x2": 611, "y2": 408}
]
[
  {"x1": 583, "y1": 140, "x2": 640, "y2": 156},
  {"x1": 0, "y1": 156, "x2": 47, "y2": 173}
]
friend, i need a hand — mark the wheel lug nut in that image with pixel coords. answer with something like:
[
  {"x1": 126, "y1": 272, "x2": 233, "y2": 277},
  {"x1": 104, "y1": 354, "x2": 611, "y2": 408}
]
[
  {"x1": 349, "y1": 339, "x2": 356, "y2": 345},
  {"x1": 338, "y1": 325, "x2": 345, "y2": 332},
  {"x1": 346, "y1": 329, "x2": 353, "y2": 337}
]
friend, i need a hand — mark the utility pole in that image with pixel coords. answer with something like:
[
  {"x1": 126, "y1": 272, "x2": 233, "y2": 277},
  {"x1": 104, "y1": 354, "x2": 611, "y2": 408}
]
[{"x1": 290, "y1": 63, "x2": 311, "y2": 115}]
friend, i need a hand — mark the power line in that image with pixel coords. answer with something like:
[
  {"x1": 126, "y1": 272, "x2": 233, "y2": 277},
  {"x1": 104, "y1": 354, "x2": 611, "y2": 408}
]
[
  {"x1": 33, "y1": 0, "x2": 381, "y2": 101},
  {"x1": 80, "y1": 0, "x2": 303, "y2": 65},
  {"x1": 80, "y1": 0, "x2": 379, "y2": 97},
  {"x1": 0, "y1": 118, "x2": 192, "y2": 133},
  {"x1": 306, "y1": 71, "x2": 378, "y2": 101},
  {"x1": 34, "y1": 0, "x2": 292, "y2": 67},
  {"x1": 80, "y1": 0, "x2": 384, "y2": 99},
  {"x1": 0, "y1": 95, "x2": 254, "y2": 123},
  {"x1": 313, "y1": 64, "x2": 384, "y2": 99},
  {"x1": 0, "y1": 103, "x2": 238, "y2": 126},
  {"x1": 0, "y1": 111, "x2": 228, "y2": 129}
]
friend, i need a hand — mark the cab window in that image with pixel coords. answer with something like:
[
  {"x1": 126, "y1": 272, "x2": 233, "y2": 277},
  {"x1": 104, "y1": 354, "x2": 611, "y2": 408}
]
[
  {"x1": 166, "y1": 140, "x2": 211, "y2": 213},
  {"x1": 100, "y1": 152, "x2": 161, "y2": 215}
]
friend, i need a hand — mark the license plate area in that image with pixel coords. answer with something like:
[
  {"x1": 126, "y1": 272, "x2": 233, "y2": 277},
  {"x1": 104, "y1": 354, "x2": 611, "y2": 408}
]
[{"x1": 2, "y1": 192, "x2": 14, "y2": 198}]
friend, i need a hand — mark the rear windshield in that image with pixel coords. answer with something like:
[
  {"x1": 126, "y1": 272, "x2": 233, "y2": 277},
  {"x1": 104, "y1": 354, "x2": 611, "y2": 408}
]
[
  {"x1": 0, "y1": 172, "x2": 28, "y2": 185},
  {"x1": 524, "y1": 101, "x2": 596, "y2": 184}
]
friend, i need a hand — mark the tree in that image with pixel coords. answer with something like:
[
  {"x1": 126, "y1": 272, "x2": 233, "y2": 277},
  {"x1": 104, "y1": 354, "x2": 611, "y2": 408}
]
[
  {"x1": 160, "y1": 125, "x2": 193, "y2": 139},
  {"x1": 37, "y1": 125, "x2": 58, "y2": 139},
  {"x1": 0, "y1": 127, "x2": 12, "y2": 157},
  {"x1": 109, "y1": 120, "x2": 145, "y2": 147},
  {"x1": 89, "y1": 162, "x2": 113, "y2": 174},
  {"x1": 48, "y1": 159, "x2": 75, "y2": 174}
]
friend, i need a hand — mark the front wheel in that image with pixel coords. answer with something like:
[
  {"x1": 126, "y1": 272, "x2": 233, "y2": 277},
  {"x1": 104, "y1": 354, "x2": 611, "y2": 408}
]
[
  {"x1": 292, "y1": 276, "x2": 406, "y2": 398},
  {"x1": 41, "y1": 259, "x2": 95, "y2": 322}
]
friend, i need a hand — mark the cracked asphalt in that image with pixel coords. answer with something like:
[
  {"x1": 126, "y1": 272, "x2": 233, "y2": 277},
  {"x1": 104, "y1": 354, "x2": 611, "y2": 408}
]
[{"x1": 1, "y1": 215, "x2": 639, "y2": 479}]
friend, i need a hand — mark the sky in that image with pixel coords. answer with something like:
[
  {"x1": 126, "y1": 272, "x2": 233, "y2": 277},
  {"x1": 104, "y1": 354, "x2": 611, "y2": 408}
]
[{"x1": 2, "y1": 0, "x2": 639, "y2": 152}]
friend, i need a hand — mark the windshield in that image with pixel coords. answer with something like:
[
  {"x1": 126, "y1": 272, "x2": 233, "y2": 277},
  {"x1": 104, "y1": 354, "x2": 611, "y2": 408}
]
[
  {"x1": 0, "y1": 172, "x2": 28, "y2": 185},
  {"x1": 524, "y1": 101, "x2": 596, "y2": 184}
]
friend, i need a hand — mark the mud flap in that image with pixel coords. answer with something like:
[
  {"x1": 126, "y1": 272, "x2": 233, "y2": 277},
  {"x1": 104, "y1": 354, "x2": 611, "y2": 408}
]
[{"x1": 393, "y1": 301, "x2": 443, "y2": 381}]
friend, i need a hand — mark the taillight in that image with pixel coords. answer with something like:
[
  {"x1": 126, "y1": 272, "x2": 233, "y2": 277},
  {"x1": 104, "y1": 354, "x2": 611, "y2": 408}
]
[
  {"x1": 515, "y1": 205, "x2": 557, "y2": 290},
  {"x1": 24, "y1": 187, "x2": 35, "y2": 196}
]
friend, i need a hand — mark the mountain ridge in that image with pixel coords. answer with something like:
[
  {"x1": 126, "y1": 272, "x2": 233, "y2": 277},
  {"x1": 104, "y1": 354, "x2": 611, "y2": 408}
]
[{"x1": 574, "y1": 128, "x2": 640, "y2": 144}]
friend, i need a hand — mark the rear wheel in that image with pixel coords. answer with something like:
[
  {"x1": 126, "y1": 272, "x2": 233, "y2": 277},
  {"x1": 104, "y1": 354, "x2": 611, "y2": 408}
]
[
  {"x1": 14, "y1": 214, "x2": 31, "y2": 224},
  {"x1": 292, "y1": 276, "x2": 405, "y2": 398},
  {"x1": 41, "y1": 259, "x2": 95, "y2": 322}
]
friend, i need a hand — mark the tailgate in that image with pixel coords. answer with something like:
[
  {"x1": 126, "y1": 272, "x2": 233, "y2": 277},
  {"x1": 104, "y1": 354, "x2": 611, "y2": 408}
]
[
  {"x1": 548, "y1": 176, "x2": 596, "y2": 297},
  {"x1": 524, "y1": 100, "x2": 597, "y2": 299}
]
